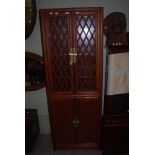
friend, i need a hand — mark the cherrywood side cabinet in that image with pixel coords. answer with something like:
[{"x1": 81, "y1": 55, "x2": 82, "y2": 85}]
[{"x1": 40, "y1": 7, "x2": 103, "y2": 149}]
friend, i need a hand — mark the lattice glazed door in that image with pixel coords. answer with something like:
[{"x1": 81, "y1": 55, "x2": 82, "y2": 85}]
[
  {"x1": 72, "y1": 11, "x2": 103, "y2": 94},
  {"x1": 40, "y1": 11, "x2": 73, "y2": 93}
]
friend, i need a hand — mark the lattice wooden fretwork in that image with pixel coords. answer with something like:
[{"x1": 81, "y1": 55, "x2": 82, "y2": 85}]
[
  {"x1": 48, "y1": 16, "x2": 71, "y2": 91},
  {"x1": 76, "y1": 15, "x2": 96, "y2": 91}
]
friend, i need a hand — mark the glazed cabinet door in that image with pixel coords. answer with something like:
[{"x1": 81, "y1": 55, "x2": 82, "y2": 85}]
[
  {"x1": 72, "y1": 9, "x2": 103, "y2": 95},
  {"x1": 40, "y1": 10, "x2": 73, "y2": 94}
]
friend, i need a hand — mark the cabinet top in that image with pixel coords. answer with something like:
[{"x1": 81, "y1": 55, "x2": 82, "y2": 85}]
[{"x1": 39, "y1": 7, "x2": 104, "y2": 13}]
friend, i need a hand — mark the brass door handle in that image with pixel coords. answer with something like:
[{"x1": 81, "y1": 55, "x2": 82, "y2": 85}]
[
  {"x1": 69, "y1": 48, "x2": 77, "y2": 65},
  {"x1": 72, "y1": 116, "x2": 80, "y2": 128}
]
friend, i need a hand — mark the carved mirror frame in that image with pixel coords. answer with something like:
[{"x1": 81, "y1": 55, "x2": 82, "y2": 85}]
[{"x1": 25, "y1": 51, "x2": 46, "y2": 91}]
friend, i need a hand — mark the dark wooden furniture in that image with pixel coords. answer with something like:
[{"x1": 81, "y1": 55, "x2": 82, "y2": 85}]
[
  {"x1": 102, "y1": 45, "x2": 129, "y2": 154},
  {"x1": 103, "y1": 114, "x2": 129, "y2": 154},
  {"x1": 25, "y1": 109, "x2": 40, "y2": 153},
  {"x1": 25, "y1": 51, "x2": 46, "y2": 91},
  {"x1": 40, "y1": 7, "x2": 103, "y2": 149},
  {"x1": 103, "y1": 12, "x2": 127, "y2": 48},
  {"x1": 103, "y1": 94, "x2": 129, "y2": 154}
]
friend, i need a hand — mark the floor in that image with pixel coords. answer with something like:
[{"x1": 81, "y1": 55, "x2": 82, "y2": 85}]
[{"x1": 25, "y1": 134, "x2": 128, "y2": 155}]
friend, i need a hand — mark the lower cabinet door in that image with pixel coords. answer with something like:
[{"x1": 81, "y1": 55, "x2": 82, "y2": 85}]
[
  {"x1": 75, "y1": 97, "x2": 101, "y2": 148},
  {"x1": 48, "y1": 96, "x2": 101, "y2": 149},
  {"x1": 49, "y1": 97, "x2": 75, "y2": 148}
]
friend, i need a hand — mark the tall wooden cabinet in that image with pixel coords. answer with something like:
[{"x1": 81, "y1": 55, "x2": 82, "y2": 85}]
[{"x1": 39, "y1": 7, "x2": 103, "y2": 149}]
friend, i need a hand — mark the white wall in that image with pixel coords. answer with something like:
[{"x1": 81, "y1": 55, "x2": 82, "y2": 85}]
[{"x1": 25, "y1": 0, "x2": 129, "y2": 134}]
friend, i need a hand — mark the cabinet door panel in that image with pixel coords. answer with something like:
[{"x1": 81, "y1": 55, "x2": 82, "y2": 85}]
[
  {"x1": 49, "y1": 98, "x2": 75, "y2": 143},
  {"x1": 74, "y1": 14, "x2": 97, "y2": 92},
  {"x1": 40, "y1": 12, "x2": 73, "y2": 93},
  {"x1": 76, "y1": 97, "x2": 101, "y2": 145},
  {"x1": 72, "y1": 10, "x2": 103, "y2": 94}
]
